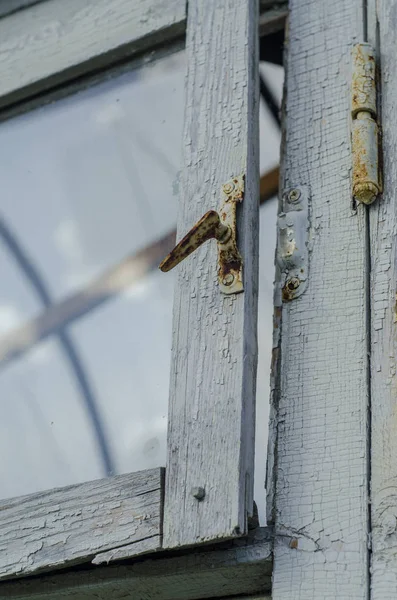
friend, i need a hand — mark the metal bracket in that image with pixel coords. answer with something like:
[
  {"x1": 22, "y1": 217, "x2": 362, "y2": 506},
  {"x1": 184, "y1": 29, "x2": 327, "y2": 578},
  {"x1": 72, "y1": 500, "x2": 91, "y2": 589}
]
[
  {"x1": 276, "y1": 186, "x2": 310, "y2": 302},
  {"x1": 159, "y1": 175, "x2": 244, "y2": 295}
]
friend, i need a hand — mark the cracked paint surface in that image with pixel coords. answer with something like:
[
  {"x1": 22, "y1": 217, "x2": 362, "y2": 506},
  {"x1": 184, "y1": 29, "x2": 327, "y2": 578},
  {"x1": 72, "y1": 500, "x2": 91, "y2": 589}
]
[
  {"x1": 269, "y1": 0, "x2": 369, "y2": 598},
  {"x1": 369, "y1": 1, "x2": 397, "y2": 597}
]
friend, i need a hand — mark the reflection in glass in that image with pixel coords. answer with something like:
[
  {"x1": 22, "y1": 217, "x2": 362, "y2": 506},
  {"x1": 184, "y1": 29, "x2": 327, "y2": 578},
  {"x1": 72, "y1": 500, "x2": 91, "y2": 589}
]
[
  {"x1": 0, "y1": 52, "x2": 185, "y2": 499},
  {"x1": 68, "y1": 269, "x2": 174, "y2": 475}
]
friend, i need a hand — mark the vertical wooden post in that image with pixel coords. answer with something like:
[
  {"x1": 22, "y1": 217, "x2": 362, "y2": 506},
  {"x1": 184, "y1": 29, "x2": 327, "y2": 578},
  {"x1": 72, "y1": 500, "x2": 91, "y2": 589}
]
[
  {"x1": 268, "y1": 0, "x2": 370, "y2": 597},
  {"x1": 368, "y1": 1, "x2": 397, "y2": 597},
  {"x1": 163, "y1": 0, "x2": 259, "y2": 547}
]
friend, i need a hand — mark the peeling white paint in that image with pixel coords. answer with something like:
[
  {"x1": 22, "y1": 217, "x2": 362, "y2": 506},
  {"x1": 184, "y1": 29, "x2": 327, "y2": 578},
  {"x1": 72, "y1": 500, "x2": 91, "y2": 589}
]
[
  {"x1": 269, "y1": 0, "x2": 369, "y2": 597},
  {"x1": 163, "y1": 0, "x2": 259, "y2": 547},
  {"x1": 368, "y1": 1, "x2": 397, "y2": 596},
  {"x1": 0, "y1": 469, "x2": 162, "y2": 579}
]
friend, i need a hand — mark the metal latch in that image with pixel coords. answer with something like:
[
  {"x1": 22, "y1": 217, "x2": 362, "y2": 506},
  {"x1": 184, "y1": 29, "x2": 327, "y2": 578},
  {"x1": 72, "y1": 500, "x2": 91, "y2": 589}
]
[
  {"x1": 159, "y1": 175, "x2": 244, "y2": 294},
  {"x1": 351, "y1": 43, "x2": 381, "y2": 204}
]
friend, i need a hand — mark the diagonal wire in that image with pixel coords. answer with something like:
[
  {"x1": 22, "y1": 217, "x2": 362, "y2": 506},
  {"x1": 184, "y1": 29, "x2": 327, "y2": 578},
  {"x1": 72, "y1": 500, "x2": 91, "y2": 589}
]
[
  {"x1": 0, "y1": 217, "x2": 115, "y2": 477},
  {"x1": 260, "y1": 72, "x2": 281, "y2": 128}
]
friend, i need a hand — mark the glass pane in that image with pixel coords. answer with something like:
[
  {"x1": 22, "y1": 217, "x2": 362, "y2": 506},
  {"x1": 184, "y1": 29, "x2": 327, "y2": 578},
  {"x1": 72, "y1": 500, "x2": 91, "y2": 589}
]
[
  {"x1": 67, "y1": 269, "x2": 174, "y2": 475},
  {"x1": 0, "y1": 46, "x2": 283, "y2": 522},
  {"x1": 0, "y1": 53, "x2": 184, "y2": 304},
  {"x1": 0, "y1": 338, "x2": 102, "y2": 499},
  {"x1": 0, "y1": 51, "x2": 185, "y2": 499}
]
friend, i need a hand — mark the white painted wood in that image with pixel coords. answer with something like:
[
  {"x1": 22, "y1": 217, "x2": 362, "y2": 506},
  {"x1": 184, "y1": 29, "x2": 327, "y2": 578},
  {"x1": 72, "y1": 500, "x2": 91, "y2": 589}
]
[
  {"x1": 1, "y1": 528, "x2": 272, "y2": 599},
  {"x1": 163, "y1": 0, "x2": 259, "y2": 547},
  {"x1": 0, "y1": 0, "x2": 186, "y2": 108},
  {"x1": 0, "y1": 468, "x2": 163, "y2": 580},
  {"x1": 367, "y1": 1, "x2": 397, "y2": 597},
  {"x1": 269, "y1": 0, "x2": 370, "y2": 597}
]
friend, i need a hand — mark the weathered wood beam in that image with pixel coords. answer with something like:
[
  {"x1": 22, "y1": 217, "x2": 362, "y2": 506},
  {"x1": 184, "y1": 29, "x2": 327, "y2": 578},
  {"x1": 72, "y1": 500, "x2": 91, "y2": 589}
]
[
  {"x1": 0, "y1": 0, "x2": 286, "y2": 114},
  {"x1": 269, "y1": 0, "x2": 370, "y2": 597},
  {"x1": 367, "y1": 1, "x2": 397, "y2": 596},
  {"x1": 163, "y1": 0, "x2": 260, "y2": 547},
  {"x1": 0, "y1": 469, "x2": 163, "y2": 581},
  {"x1": 0, "y1": 0, "x2": 187, "y2": 109},
  {"x1": 1, "y1": 528, "x2": 272, "y2": 599}
]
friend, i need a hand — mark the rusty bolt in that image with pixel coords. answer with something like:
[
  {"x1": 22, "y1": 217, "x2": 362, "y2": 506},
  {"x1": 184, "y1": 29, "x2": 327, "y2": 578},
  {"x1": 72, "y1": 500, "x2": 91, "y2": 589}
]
[
  {"x1": 192, "y1": 486, "x2": 206, "y2": 501},
  {"x1": 223, "y1": 181, "x2": 235, "y2": 195},
  {"x1": 222, "y1": 273, "x2": 235, "y2": 287},
  {"x1": 286, "y1": 277, "x2": 300, "y2": 291},
  {"x1": 288, "y1": 188, "x2": 301, "y2": 203}
]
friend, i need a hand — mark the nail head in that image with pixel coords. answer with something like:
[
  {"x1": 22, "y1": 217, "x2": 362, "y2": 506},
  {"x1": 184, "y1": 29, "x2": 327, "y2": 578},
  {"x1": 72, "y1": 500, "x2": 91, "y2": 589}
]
[
  {"x1": 192, "y1": 486, "x2": 206, "y2": 501},
  {"x1": 288, "y1": 188, "x2": 301, "y2": 203},
  {"x1": 223, "y1": 182, "x2": 235, "y2": 195},
  {"x1": 287, "y1": 277, "x2": 300, "y2": 290}
]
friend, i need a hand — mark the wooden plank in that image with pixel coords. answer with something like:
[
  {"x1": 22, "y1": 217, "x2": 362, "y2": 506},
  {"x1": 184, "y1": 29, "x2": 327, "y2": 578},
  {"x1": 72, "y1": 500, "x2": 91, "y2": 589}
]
[
  {"x1": 163, "y1": 0, "x2": 259, "y2": 547},
  {"x1": 1, "y1": 528, "x2": 272, "y2": 599},
  {"x1": 367, "y1": 1, "x2": 397, "y2": 597},
  {"x1": 0, "y1": 0, "x2": 186, "y2": 109},
  {"x1": 0, "y1": 4, "x2": 283, "y2": 123},
  {"x1": 0, "y1": 468, "x2": 163, "y2": 581},
  {"x1": 268, "y1": 0, "x2": 370, "y2": 598}
]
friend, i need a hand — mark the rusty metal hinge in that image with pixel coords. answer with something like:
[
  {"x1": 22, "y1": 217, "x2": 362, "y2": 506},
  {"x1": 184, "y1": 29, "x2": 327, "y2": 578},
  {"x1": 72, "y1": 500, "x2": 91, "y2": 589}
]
[
  {"x1": 351, "y1": 43, "x2": 382, "y2": 205},
  {"x1": 159, "y1": 175, "x2": 244, "y2": 295}
]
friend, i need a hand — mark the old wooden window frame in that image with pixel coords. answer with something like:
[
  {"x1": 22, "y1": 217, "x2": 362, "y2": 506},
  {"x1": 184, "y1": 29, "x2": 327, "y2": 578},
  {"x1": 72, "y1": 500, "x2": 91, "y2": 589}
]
[
  {"x1": 4, "y1": 0, "x2": 383, "y2": 598},
  {"x1": 0, "y1": 0, "x2": 285, "y2": 597}
]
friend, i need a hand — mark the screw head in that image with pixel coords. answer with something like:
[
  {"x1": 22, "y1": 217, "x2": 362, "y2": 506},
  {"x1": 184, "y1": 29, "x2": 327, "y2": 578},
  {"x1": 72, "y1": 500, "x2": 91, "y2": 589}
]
[
  {"x1": 287, "y1": 188, "x2": 301, "y2": 203},
  {"x1": 192, "y1": 486, "x2": 205, "y2": 501},
  {"x1": 287, "y1": 277, "x2": 300, "y2": 290},
  {"x1": 222, "y1": 273, "x2": 235, "y2": 286},
  {"x1": 223, "y1": 182, "x2": 235, "y2": 195}
]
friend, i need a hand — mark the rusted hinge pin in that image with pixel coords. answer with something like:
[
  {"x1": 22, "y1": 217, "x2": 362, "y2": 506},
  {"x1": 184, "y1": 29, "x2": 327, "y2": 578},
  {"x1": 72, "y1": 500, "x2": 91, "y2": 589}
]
[{"x1": 351, "y1": 43, "x2": 381, "y2": 205}]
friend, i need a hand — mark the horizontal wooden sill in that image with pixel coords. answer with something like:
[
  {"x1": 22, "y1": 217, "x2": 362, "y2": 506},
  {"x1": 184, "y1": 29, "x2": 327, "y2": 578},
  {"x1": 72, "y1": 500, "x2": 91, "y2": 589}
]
[
  {"x1": 2, "y1": 526, "x2": 272, "y2": 599},
  {"x1": 0, "y1": 468, "x2": 163, "y2": 581}
]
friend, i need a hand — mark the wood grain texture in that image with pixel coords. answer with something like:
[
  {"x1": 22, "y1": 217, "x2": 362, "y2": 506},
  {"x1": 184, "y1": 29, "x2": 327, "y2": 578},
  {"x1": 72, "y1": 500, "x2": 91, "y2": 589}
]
[
  {"x1": 163, "y1": 0, "x2": 259, "y2": 548},
  {"x1": 367, "y1": 1, "x2": 397, "y2": 597},
  {"x1": 1, "y1": 528, "x2": 272, "y2": 599},
  {"x1": 0, "y1": 468, "x2": 162, "y2": 580},
  {"x1": 269, "y1": 0, "x2": 370, "y2": 598},
  {"x1": 0, "y1": 0, "x2": 186, "y2": 108}
]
